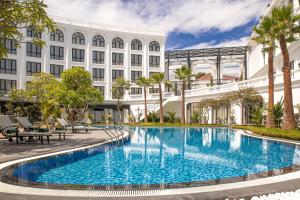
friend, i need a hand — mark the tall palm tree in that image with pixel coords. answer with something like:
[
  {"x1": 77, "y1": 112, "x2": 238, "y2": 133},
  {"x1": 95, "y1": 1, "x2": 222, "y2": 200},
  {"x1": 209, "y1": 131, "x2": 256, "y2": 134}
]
[
  {"x1": 112, "y1": 77, "x2": 130, "y2": 123},
  {"x1": 150, "y1": 73, "x2": 165, "y2": 124},
  {"x1": 174, "y1": 65, "x2": 193, "y2": 124},
  {"x1": 271, "y1": 4, "x2": 300, "y2": 129},
  {"x1": 136, "y1": 77, "x2": 151, "y2": 123},
  {"x1": 253, "y1": 16, "x2": 276, "y2": 128}
]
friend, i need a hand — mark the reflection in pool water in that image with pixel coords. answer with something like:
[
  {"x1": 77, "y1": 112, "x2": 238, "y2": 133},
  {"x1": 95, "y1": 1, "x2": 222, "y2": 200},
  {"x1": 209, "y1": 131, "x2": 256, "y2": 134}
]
[{"x1": 10, "y1": 127, "x2": 300, "y2": 187}]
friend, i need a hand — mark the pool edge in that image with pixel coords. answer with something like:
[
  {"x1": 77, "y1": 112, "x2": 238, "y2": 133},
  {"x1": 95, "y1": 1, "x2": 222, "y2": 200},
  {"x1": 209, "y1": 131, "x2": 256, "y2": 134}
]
[{"x1": 1, "y1": 128, "x2": 300, "y2": 197}]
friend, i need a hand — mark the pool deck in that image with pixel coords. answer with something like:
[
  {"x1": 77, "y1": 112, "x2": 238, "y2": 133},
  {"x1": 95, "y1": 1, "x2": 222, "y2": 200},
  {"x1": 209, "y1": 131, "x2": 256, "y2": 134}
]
[{"x1": 0, "y1": 130, "x2": 300, "y2": 200}]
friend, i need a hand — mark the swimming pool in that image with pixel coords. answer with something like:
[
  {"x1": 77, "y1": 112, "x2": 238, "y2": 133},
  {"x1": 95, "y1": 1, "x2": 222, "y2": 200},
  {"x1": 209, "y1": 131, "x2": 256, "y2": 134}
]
[{"x1": 1, "y1": 127, "x2": 300, "y2": 190}]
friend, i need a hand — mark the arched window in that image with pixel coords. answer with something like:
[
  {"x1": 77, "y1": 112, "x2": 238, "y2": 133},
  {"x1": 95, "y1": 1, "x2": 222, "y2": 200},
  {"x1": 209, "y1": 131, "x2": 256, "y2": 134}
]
[
  {"x1": 93, "y1": 35, "x2": 105, "y2": 47},
  {"x1": 112, "y1": 37, "x2": 124, "y2": 49},
  {"x1": 72, "y1": 32, "x2": 85, "y2": 45},
  {"x1": 149, "y1": 41, "x2": 160, "y2": 52},
  {"x1": 131, "y1": 39, "x2": 142, "y2": 50},
  {"x1": 50, "y1": 29, "x2": 64, "y2": 42},
  {"x1": 26, "y1": 26, "x2": 41, "y2": 38}
]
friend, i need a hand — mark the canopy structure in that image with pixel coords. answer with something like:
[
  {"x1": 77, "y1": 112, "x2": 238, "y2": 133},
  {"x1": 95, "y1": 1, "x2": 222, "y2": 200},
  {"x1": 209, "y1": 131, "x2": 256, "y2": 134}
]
[{"x1": 165, "y1": 46, "x2": 251, "y2": 88}]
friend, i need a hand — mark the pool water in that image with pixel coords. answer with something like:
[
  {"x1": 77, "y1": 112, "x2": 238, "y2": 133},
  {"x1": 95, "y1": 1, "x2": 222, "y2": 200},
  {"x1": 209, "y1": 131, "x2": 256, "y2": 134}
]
[{"x1": 12, "y1": 127, "x2": 300, "y2": 186}]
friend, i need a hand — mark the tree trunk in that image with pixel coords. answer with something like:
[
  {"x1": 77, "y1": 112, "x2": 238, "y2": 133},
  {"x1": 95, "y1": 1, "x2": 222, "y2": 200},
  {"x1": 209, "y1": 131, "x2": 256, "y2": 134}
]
[
  {"x1": 266, "y1": 47, "x2": 275, "y2": 128},
  {"x1": 158, "y1": 83, "x2": 164, "y2": 123},
  {"x1": 181, "y1": 81, "x2": 185, "y2": 124},
  {"x1": 144, "y1": 86, "x2": 148, "y2": 123},
  {"x1": 279, "y1": 35, "x2": 296, "y2": 129}
]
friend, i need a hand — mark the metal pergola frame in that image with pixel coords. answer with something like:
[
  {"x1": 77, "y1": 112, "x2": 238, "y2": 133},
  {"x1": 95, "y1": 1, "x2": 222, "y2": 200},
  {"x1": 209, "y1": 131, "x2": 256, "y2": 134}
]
[{"x1": 165, "y1": 46, "x2": 251, "y2": 88}]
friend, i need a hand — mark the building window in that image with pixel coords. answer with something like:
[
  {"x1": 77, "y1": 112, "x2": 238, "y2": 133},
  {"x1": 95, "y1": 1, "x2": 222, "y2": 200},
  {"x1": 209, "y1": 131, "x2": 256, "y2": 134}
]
[
  {"x1": 0, "y1": 59, "x2": 17, "y2": 75},
  {"x1": 72, "y1": 32, "x2": 85, "y2": 45},
  {"x1": 149, "y1": 71, "x2": 159, "y2": 78},
  {"x1": 131, "y1": 39, "x2": 142, "y2": 50},
  {"x1": 2, "y1": 39, "x2": 17, "y2": 54},
  {"x1": 112, "y1": 37, "x2": 124, "y2": 49},
  {"x1": 112, "y1": 70, "x2": 124, "y2": 81},
  {"x1": 112, "y1": 53, "x2": 123, "y2": 65},
  {"x1": 50, "y1": 29, "x2": 64, "y2": 42},
  {"x1": 149, "y1": 56, "x2": 160, "y2": 68},
  {"x1": 0, "y1": 79, "x2": 16, "y2": 94},
  {"x1": 93, "y1": 35, "x2": 105, "y2": 47},
  {"x1": 94, "y1": 86, "x2": 105, "y2": 96},
  {"x1": 26, "y1": 26, "x2": 41, "y2": 38},
  {"x1": 50, "y1": 46, "x2": 64, "y2": 60},
  {"x1": 149, "y1": 41, "x2": 160, "y2": 52},
  {"x1": 131, "y1": 54, "x2": 142, "y2": 67},
  {"x1": 92, "y1": 51, "x2": 105, "y2": 64},
  {"x1": 72, "y1": 48, "x2": 85, "y2": 62},
  {"x1": 149, "y1": 87, "x2": 159, "y2": 94},
  {"x1": 93, "y1": 68, "x2": 104, "y2": 81},
  {"x1": 26, "y1": 42, "x2": 41, "y2": 57},
  {"x1": 131, "y1": 71, "x2": 142, "y2": 83},
  {"x1": 131, "y1": 87, "x2": 142, "y2": 95},
  {"x1": 26, "y1": 62, "x2": 41, "y2": 76},
  {"x1": 50, "y1": 64, "x2": 64, "y2": 78}
]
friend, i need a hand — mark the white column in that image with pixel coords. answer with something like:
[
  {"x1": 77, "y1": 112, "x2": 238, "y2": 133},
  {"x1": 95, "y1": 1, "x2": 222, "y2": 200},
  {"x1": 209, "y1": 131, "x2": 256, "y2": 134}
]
[
  {"x1": 124, "y1": 39, "x2": 130, "y2": 99},
  {"x1": 161, "y1": 41, "x2": 165, "y2": 92},
  {"x1": 208, "y1": 107, "x2": 213, "y2": 124},
  {"x1": 43, "y1": 32, "x2": 49, "y2": 73},
  {"x1": 86, "y1": 33, "x2": 91, "y2": 72},
  {"x1": 65, "y1": 27, "x2": 72, "y2": 69},
  {"x1": 19, "y1": 28, "x2": 27, "y2": 89},
  {"x1": 232, "y1": 103, "x2": 242, "y2": 124},
  {"x1": 143, "y1": 40, "x2": 149, "y2": 78},
  {"x1": 105, "y1": 39, "x2": 111, "y2": 100}
]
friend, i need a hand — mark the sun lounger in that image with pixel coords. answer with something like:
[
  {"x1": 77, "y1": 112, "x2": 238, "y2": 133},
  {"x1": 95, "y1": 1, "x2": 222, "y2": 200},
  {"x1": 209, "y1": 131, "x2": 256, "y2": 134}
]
[
  {"x1": 0, "y1": 115, "x2": 52, "y2": 145},
  {"x1": 16, "y1": 117, "x2": 66, "y2": 140},
  {"x1": 57, "y1": 118, "x2": 89, "y2": 133}
]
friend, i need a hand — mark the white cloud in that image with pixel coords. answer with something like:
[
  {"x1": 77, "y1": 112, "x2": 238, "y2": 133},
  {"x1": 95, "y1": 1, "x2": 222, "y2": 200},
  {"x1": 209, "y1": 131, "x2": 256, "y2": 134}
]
[
  {"x1": 186, "y1": 36, "x2": 250, "y2": 49},
  {"x1": 45, "y1": 0, "x2": 270, "y2": 35}
]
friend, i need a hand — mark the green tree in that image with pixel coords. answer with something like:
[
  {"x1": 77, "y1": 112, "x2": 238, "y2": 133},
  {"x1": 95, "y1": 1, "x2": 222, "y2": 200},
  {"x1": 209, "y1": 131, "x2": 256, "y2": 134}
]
[
  {"x1": 271, "y1": 4, "x2": 300, "y2": 129},
  {"x1": 253, "y1": 16, "x2": 276, "y2": 128},
  {"x1": 58, "y1": 68, "x2": 103, "y2": 126},
  {"x1": 111, "y1": 77, "x2": 130, "y2": 123},
  {"x1": 273, "y1": 98, "x2": 284, "y2": 128},
  {"x1": 150, "y1": 73, "x2": 166, "y2": 124},
  {"x1": 8, "y1": 89, "x2": 29, "y2": 116},
  {"x1": 166, "y1": 111, "x2": 177, "y2": 123},
  {"x1": 26, "y1": 73, "x2": 60, "y2": 127},
  {"x1": 174, "y1": 65, "x2": 194, "y2": 124},
  {"x1": 136, "y1": 77, "x2": 151, "y2": 123},
  {"x1": 0, "y1": 0, "x2": 55, "y2": 59}
]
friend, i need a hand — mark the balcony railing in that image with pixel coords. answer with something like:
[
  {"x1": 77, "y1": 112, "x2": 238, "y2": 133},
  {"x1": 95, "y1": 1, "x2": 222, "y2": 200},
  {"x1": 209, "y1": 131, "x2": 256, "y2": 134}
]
[
  {"x1": 185, "y1": 69, "x2": 300, "y2": 98},
  {"x1": 125, "y1": 70, "x2": 300, "y2": 102}
]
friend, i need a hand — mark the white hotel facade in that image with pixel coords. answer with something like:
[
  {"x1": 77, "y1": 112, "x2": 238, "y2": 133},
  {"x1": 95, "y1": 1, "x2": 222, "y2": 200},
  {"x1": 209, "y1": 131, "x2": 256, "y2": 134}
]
[{"x1": 1, "y1": 0, "x2": 300, "y2": 124}]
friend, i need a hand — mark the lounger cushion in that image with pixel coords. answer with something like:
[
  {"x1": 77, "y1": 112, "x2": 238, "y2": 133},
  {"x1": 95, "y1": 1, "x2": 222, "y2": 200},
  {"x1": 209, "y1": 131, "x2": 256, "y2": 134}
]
[
  {"x1": 6, "y1": 127, "x2": 17, "y2": 134},
  {"x1": 29, "y1": 127, "x2": 49, "y2": 132}
]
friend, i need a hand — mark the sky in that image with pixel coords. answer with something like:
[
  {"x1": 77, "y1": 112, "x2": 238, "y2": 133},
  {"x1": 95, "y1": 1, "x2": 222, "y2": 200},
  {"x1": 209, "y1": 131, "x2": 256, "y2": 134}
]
[{"x1": 45, "y1": 0, "x2": 271, "y2": 50}]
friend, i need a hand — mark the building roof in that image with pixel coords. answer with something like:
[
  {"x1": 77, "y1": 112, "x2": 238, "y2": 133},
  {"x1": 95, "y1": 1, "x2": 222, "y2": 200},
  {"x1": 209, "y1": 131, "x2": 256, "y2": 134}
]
[
  {"x1": 51, "y1": 15, "x2": 166, "y2": 37},
  {"x1": 196, "y1": 73, "x2": 238, "y2": 81},
  {"x1": 197, "y1": 73, "x2": 212, "y2": 81},
  {"x1": 223, "y1": 74, "x2": 239, "y2": 81}
]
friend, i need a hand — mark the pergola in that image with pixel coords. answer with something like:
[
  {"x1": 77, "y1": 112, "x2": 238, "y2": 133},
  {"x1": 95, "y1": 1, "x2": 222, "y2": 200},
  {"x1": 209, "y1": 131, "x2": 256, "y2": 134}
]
[{"x1": 165, "y1": 46, "x2": 251, "y2": 88}]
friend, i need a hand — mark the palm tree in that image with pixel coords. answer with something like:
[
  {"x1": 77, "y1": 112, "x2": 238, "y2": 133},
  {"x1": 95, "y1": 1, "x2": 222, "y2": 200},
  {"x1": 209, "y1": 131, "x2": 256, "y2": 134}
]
[
  {"x1": 253, "y1": 16, "x2": 276, "y2": 128},
  {"x1": 150, "y1": 73, "x2": 165, "y2": 124},
  {"x1": 112, "y1": 77, "x2": 130, "y2": 123},
  {"x1": 136, "y1": 77, "x2": 151, "y2": 123},
  {"x1": 174, "y1": 65, "x2": 193, "y2": 124},
  {"x1": 271, "y1": 4, "x2": 300, "y2": 129}
]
